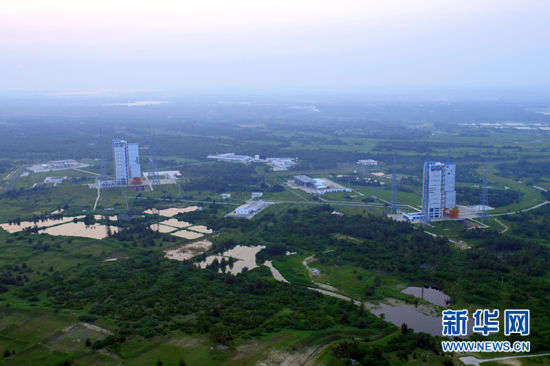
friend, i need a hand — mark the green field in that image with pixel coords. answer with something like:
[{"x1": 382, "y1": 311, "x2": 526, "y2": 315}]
[{"x1": 1, "y1": 119, "x2": 550, "y2": 365}]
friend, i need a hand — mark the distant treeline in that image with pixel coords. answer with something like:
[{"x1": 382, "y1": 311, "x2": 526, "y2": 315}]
[{"x1": 496, "y1": 160, "x2": 550, "y2": 180}]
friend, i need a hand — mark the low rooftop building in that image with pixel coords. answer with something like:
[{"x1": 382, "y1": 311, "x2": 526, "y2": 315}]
[
  {"x1": 235, "y1": 200, "x2": 267, "y2": 215},
  {"x1": 357, "y1": 159, "x2": 378, "y2": 167},
  {"x1": 294, "y1": 175, "x2": 316, "y2": 188}
]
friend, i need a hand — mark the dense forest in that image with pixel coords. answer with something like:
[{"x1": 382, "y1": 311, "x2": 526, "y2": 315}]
[
  {"x1": 235, "y1": 206, "x2": 550, "y2": 351},
  {"x1": 496, "y1": 160, "x2": 549, "y2": 181},
  {"x1": 456, "y1": 187, "x2": 522, "y2": 207},
  {"x1": 17, "y1": 251, "x2": 387, "y2": 349}
]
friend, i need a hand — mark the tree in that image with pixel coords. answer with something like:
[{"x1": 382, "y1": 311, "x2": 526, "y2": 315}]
[
  {"x1": 211, "y1": 324, "x2": 233, "y2": 344},
  {"x1": 401, "y1": 323, "x2": 409, "y2": 334},
  {"x1": 365, "y1": 285, "x2": 375, "y2": 296}
]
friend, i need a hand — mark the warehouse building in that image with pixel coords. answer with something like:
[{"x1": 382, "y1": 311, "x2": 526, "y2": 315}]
[
  {"x1": 235, "y1": 200, "x2": 267, "y2": 215},
  {"x1": 266, "y1": 157, "x2": 296, "y2": 170},
  {"x1": 207, "y1": 153, "x2": 252, "y2": 164},
  {"x1": 293, "y1": 175, "x2": 316, "y2": 188},
  {"x1": 357, "y1": 159, "x2": 378, "y2": 167}
]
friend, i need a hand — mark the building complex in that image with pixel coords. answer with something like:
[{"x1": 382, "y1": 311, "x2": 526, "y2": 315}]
[
  {"x1": 27, "y1": 159, "x2": 89, "y2": 173},
  {"x1": 292, "y1": 175, "x2": 352, "y2": 195},
  {"x1": 207, "y1": 153, "x2": 296, "y2": 170},
  {"x1": 357, "y1": 159, "x2": 378, "y2": 167}
]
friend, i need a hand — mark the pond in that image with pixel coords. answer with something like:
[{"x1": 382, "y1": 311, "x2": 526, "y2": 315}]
[
  {"x1": 309, "y1": 288, "x2": 470, "y2": 336},
  {"x1": 401, "y1": 286, "x2": 451, "y2": 307},
  {"x1": 39, "y1": 221, "x2": 118, "y2": 239},
  {"x1": 171, "y1": 230, "x2": 204, "y2": 240},
  {"x1": 143, "y1": 206, "x2": 199, "y2": 217},
  {"x1": 0, "y1": 215, "x2": 119, "y2": 240},
  {"x1": 196, "y1": 245, "x2": 266, "y2": 275},
  {"x1": 0, "y1": 216, "x2": 82, "y2": 233}
]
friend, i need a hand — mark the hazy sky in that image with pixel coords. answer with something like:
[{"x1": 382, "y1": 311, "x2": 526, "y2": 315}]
[{"x1": 2, "y1": 0, "x2": 550, "y2": 93}]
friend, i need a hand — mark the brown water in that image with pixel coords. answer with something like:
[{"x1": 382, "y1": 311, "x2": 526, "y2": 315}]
[
  {"x1": 196, "y1": 245, "x2": 266, "y2": 275},
  {"x1": 143, "y1": 206, "x2": 199, "y2": 217},
  {"x1": 160, "y1": 218, "x2": 191, "y2": 228},
  {"x1": 39, "y1": 221, "x2": 118, "y2": 239},
  {"x1": 187, "y1": 225, "x2": 213, "y2": 234},
  {"x1": 171, "y1": 230, "x2": 203, "y2": 240},
  {"x1": 0, "y1": 216, "x2": 82, "y2": 233},
  {"x1": 150, "y1": 224, "x2": 177, "y2": 233}
]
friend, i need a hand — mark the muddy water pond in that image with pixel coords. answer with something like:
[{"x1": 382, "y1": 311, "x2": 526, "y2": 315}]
[
  {"x1": 171, "y1": 230, "x2": 204, "y2": 240},
  {"x1": 0, "y1": 217, "x2": 82, "y2": 233},
  {"x1": 143, "y1": 206, "x2": 199, "y2": 217},
  {"x1": 196, "y1": 245, "x2": 266, "y2": 275},
  {"x1": 39, "y1": 222, "x2": 118, "y2": 239},
  {"x1": 0, "y1": 215, "x2": 119, "y2": 240}
]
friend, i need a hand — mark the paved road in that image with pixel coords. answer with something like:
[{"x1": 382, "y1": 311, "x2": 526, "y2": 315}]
[
  {"x1": 93, "y1": 181, "x2": 101, "y2": 210},
  {"x1": 490, "y1": 201, "x2": 550, "y2": 217},
  {"x1": 129, "y1": 194, "x2": 386, "y2": 209},
  {"x1": 6, "y1": 168, "x2": 23, "y2": 191},
  {"x1": 493, "y1": 217, "x2": 509, "y2": 233},
  {"x1": 533, "y1": 185, "x2": 548, "y2": 193},
  {"x1": 72, "y1": 168, "x2": 99, "y2": 176}
]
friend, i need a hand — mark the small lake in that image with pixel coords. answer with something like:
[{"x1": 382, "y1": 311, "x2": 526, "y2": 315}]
[
  {"x1": 367, "y1": 301, "x2": 443, "y2": 336},
  {"x1": 0, "y1": 215, "x2": 118, "y2": 239},
  {"x1": 143, "y1": 206, "x2": 199, "y2": 217},
  {"x1": 171, "y1": 230, "x2": 204, "y2": 240},
  {"x1": 0, "y1": 216, "x2": 81, "y2": 233},
  {"x1": 196, "y1": 245, "x2": 266, "y2": 275},
  {"x1": 401, "y1": 286, "x2": 451, "y2": 307},
  {"x1": 309, "y1": 288, "x2": 470, "y2": 336},
  {"x1": 39, "y1": 221, "x2": 118, "y2": 239}
]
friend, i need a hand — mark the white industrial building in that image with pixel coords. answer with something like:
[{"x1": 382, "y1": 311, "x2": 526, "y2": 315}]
[
  {"x1": 422, "y1": 162, "x2": 456, "y2": 220},
  {"x1": 143, "y1": 170, "x2": 181, "y2": 180},
  {"x1": 235, "y1": 200, "x2": 266, "y2": 215},
  {"x1": 294, "y1": 175, "x2": 316, "y2": 188},
  {"x1": 266, "y1": 157, "x2": 296, "y2": 170},
  {"x1": 207, "y1": 153, "x2": 252, "y2": 164},
  {"x1": 403, "y1": 212, "x2": 425, "y2": 222},
  {"x1": 207, "y1": 153, "x2": 295, "y2": 170},
  {"x1": 292, "y1": 175, "x2": 352, "y2": 195},
  {"x1": 357, "y1": 159, "x2": 378, "y2": 167},
  {"x1": 27, "y1": 159, "x2": 89, "y2": 173}
]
